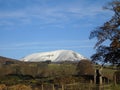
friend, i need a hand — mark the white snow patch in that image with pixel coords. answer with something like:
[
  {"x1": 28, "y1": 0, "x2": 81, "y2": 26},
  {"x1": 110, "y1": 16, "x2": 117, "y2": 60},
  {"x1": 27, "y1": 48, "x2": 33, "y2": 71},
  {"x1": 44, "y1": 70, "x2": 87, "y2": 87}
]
[{"x1": 21, "y1": 50, "x2": 86, "y2": 62}]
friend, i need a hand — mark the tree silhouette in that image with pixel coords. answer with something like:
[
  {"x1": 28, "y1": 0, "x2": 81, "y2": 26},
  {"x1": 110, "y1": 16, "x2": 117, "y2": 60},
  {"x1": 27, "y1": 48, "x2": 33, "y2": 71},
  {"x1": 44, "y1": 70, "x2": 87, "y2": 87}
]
[{"x1": 89, "y1": 0, "x2": 120, "y2": 65}]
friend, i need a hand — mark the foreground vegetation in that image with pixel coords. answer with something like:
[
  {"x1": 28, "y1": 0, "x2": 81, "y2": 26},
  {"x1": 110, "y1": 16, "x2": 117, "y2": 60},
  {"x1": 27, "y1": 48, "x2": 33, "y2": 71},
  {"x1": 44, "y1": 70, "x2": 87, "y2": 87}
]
[
  {"x1": 0, "y1": 56, "x2": 120, "y2": 90},
  {"x1": 0, "y1": 83, "x2": 120, "y2": 90}
]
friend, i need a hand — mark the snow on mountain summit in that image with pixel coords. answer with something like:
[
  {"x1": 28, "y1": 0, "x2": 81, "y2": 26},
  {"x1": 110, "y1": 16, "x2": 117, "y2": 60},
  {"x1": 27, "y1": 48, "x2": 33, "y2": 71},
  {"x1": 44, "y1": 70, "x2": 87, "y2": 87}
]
[{"x1": 21, "y1": 50, "x2": 86, "y2": 62}]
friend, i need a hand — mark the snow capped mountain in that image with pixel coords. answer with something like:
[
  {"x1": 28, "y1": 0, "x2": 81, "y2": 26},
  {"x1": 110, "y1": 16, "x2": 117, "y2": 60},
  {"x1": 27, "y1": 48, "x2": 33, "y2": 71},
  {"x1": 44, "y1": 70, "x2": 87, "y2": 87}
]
[{"x1": 21, "y1": 50, "x2": 86, "y2": 62}]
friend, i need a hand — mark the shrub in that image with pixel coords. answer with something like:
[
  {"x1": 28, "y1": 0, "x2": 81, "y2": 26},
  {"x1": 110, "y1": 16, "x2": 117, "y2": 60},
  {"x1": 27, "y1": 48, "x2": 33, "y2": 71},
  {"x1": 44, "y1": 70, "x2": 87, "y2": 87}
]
[{"x1": 76, "y1": 59, "x2": 94, "y2": 75}]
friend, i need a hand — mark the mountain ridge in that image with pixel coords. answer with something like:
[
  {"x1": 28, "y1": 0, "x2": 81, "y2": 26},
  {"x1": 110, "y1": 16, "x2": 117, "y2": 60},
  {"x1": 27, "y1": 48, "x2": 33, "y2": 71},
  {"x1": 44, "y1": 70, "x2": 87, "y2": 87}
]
[{"x1": 21, "y1": 50, "x2": 86, "y2": 62}]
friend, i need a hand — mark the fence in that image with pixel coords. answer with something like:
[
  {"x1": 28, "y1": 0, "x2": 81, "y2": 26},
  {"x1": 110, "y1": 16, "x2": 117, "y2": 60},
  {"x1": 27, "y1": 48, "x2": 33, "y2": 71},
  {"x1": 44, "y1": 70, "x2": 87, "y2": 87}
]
[
  {"x1": 64, "y1": 83, "x2": 111, "y2": 90},
  {"x1": 0, "y1": 83, "x2": 111, "y2": 90},
  {"x1": 34, "y1": 83, "x2": 111, "y2": 90}
]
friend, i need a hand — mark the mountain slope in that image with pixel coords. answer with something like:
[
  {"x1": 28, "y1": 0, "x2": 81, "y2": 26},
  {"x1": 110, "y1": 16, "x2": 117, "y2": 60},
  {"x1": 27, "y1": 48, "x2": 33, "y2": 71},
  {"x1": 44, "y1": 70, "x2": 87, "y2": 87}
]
[
  {"x1": 0, "y1": 56, "x2": 21, "y2": 64},
  {"x1": 21, "y1": 50, "x2": 86, "y2": 62}
]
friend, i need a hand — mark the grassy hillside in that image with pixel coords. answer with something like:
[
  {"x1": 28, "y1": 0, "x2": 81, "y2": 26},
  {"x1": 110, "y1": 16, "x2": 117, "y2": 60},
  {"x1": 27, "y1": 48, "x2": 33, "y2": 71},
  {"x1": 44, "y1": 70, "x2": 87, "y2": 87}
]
[{"x1": 0, "y1": 56, "x2": 21, "y2": 64}]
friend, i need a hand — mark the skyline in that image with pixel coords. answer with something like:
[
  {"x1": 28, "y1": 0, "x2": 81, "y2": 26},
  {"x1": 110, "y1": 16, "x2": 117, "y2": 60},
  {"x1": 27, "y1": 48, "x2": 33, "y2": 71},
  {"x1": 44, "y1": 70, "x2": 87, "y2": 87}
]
[{"x1": 0, "y1": 0, "x2": 113, "y2": 59}]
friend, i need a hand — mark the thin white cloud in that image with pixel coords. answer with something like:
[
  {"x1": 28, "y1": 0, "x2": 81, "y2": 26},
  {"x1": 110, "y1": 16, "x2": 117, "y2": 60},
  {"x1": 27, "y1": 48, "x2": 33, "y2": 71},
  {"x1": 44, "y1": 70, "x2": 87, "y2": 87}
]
[
  {"x1": 0, "y1": 39, "x2": 95, "y2": 46},
  {"x1": 0, "y1": 46, "x2": 93, "y2": 50},
  {"x1": 0, "y1": 0, "x2": 112, "y2": 28},
  {"x1": 0, "y1": 40, "x2": 95, "y2": 50},
  {"x1": 0, "y1": 21, "x2": 14, "y2": 26}
]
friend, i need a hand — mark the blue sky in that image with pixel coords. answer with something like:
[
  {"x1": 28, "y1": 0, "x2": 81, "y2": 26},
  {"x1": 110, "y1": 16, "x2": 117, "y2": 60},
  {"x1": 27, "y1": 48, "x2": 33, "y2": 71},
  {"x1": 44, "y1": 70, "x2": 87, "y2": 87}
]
[{"x1": 0, "y1": 0, "x2": 113, "y2": 59}]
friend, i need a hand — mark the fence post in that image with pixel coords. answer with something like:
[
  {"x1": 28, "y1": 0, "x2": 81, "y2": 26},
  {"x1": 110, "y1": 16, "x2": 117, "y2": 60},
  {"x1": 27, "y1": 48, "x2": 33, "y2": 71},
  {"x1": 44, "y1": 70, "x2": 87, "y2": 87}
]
[
  {"x1": 62, "y1": 84, "x2": 64, "y2": 90},
  {"x1": 88, "y1": 83, "x2": 91, "y2": 90},
  {"x1": 41, "y1": 84, "x2": 44, "y2": 90},
  {"x1": 52, "y1": 84, "x2": 55, "y2": 90},
  {"x1": 89, "y1": 80, "x2": 93, "y2": 90}
]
